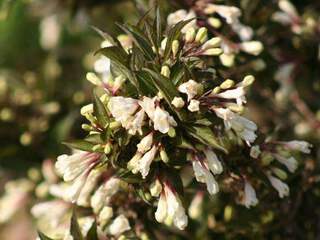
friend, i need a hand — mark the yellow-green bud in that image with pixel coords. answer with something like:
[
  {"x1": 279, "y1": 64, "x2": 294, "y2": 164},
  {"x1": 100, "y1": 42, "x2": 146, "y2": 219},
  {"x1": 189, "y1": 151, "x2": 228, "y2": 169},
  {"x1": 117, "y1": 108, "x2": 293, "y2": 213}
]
[
  {"x1": 171, "y1": 40, "x2": 180, "y2": 57},
  {"x1": 224, "y1": 205, "x2": 233, "y2": 222},
  {"x1": 168, "y1": 127, "x2": 176, "y2": 138},
  {"x1": 227, "y1": 103, "x2": 244, "y2": 113},
  {"x1": 220, "y1": 79, "x2": 235, "y2": 89},
  {"x1": 272, "y1": 167, "x2": 288, "y2": 180},
  {"x1": 185, "y1": 27, "x2": 196, "y2": 43},
  {"x1": 261, "y1": 153, "x2": 274, "y2": 166},
  {"x1": 92, "y1": 144, "x2": 103, "y2": 152},
  {"x1": 109, "y1": 121, "x2": 122, "y2": 130},
  {"x1": 207, "y1": 17, "x2": 222, "y2": 28},
  {"x1": 212, "y1": 86, "x2": 221, "y2": 94},
  {"x1": 220, "y1": 53, "x2": 235, "y2": 67},
  {"x1": 86, "y1": 72, "x2": 101, "y2": 85},
  {"x1": 202, "y1": 48, "x2": 223, "y2": 56},
  {"x1": 195, "y1": 27, "x2": 208, "y2": 43},
  {"x1": 161, "y1": 65, "x2": 171, "y2": 78},
  {"x1": 202, "y1": 37, "x2": 221, "y2": 49},
  {"x1": 150, "y1": 179, "x2": 162, "y2": 197},
  {"x1": 242, "y1": 75, "x2": 255, "y2": 87},
  {"x1": 104, "y1": 143, "x2": 112, "y2": 154},
  {"x1": 160, "y1": 148, "x2": 169, "y2": 163}
]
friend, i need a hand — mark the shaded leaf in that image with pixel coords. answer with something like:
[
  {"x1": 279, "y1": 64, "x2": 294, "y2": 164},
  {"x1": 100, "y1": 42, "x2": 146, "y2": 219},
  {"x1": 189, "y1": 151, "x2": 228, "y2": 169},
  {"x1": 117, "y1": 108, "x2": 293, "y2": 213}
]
[
  {"x1": 70, "y1": 210, "x2": 84, "y2": 240},
  {"x1": 93, "y1": 91, "x2": 109, "y2": 128},
  {"x1": 86, "y1": 221, "x2": 98, "y2": 240}
]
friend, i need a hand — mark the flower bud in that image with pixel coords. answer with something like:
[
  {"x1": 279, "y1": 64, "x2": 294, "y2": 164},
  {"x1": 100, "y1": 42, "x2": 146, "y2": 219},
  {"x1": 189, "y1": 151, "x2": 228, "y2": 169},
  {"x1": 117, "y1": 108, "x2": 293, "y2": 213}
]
[
  {"x1": 185, "y1": 27, "x2": 196, "y2": 43},
  {"x1": 242, "y1": 75, "x2": 255, "y2": 87},
  {"x1": 104, "y1": 142, "x2": 112, "y2": 154},
  {"x1": 227, "y1": 103, "x2": 244, "y2": 113},
  {"x1": 272, "y1": 167, "x2": 288, "y2": 180},
  {"x1": 212, "y1": 86, "x2": 221, "y2": 94},
  {"x1": 207, "y1": 17, "x2": 222, "y2": 28},
  {"x1": 160, "y1": 148, "x2": 169, "y2": 163},
  {"x1": 161, "y1": 65, "x2": 170, "y2": 78},
  {"x1": 150, "y1": 179, "x2": 162, "y2": 197},
  {"x1": 171, "y1": 40, "x2": 180, "y2": 57},
  {"x1": 160, "y1": 37, "x2": 167, "y2": 51},
  {"x1": 240, "y1": 41, "x2": 264, "y2": 56},
  {"x1": 195, "y1": 27, "x2": 208, "y2": 43},
  {"x1": 202, "y1": 37, "x2": 221, "y2": 49},
  {"x1": 219, "y1": 53, "x2": 235, "y2": 67},
  {"x1": 99, "y1": 206, "x2": 113, "y2": 228},
  {"x1": 171, "y1": 97, "x2": 185, "y2": 109},
  {"x1": 202, "y1": 48, "x2": 223, "y2": 56},
  {"x1": 86, "y1": 72, "x2": 101, "y2": 85},
  {"x1": 220, "y1": 79, "x2": 235, "y2": 89},
  {"x1": 168, "y1": 127, "x2": 176, "y2": 138},
  {"x1": 82, "y1": 124, "x2": 93, "y2": 131}
]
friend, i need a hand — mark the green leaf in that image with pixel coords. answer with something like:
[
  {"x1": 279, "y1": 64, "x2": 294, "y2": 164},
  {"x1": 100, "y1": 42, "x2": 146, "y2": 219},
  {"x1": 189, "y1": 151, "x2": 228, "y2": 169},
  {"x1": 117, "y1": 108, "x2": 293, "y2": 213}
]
[
  {"x1": 63, "y1": 139, "x2": 95, "y2": 152},
  {"x1": 37, "y1": 231, "x2": 54, "y2": 240},
  {"x1": 135, "y1": 188, "x2": 152, "y2": 205},
  {"x1": 91, "y1": 26, "x2": 122, "y2": 47},
  {"x1": 86, "y1": 221, "x2": 98, "y2": 240},
  {"x1": 163, "y1": 18, "x2": 196, "y2": 61},
  {"x1": 118, "y1": 23, "x2": 155, "y2": 61},
  {"x1": 186, "y1": 125, "x2": 228, "y2": 153},
  {"x1": 93, "y1": 91, "x2": 109, "y2": 128},
  {"x1": 136, "y1": 70, "x2": 158, "y2": 96},
  {"x1": 155, "y1": 6, "x2": 162, "y2": 45},
  {"x1": 142, "y1": 68, "x2": 187, "y2": 121},
  {"x1": 70, "y1": 210, "x2": 84, "y2": 240}
]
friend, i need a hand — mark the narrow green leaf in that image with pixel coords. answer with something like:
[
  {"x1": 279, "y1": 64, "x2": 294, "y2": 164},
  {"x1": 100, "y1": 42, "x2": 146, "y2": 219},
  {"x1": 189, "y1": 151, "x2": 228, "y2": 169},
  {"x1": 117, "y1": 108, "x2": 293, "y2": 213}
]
[
  {"x1": 70, "y1": 210, "x2": 84, "y2": 240},
  {"x1": 63, "y1": 140, "x2": 95, "y2": 152},
  {"x1": 37, "y1": 231, "x2": 54, "y2": 240},
  {"x1": 187, "y1": 125, "x2": 228, "y2": 153},
  {"x1": 93, "y1": 92, "x2": 109, "y2": 128},
  {"x1": 163, "y1": 18, "x2": 195, "y2": 61},
  {"x1": 86, "y1": 221, "x2": 98, "y2": 240},
  {"x1": 136, "y1": 70, "x2": 158, "y2": 96},
  {"x1": 91, "y1": 26, "x2": 122, "y2": 47}
]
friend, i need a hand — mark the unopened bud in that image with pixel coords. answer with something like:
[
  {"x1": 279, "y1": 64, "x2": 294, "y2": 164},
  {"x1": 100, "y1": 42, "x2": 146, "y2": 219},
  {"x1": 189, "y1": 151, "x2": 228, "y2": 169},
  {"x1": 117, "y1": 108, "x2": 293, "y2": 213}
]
[
  {"x1": 171, "y1": 40, "x2": 180, "y2": 57},
  {"x1": 195, "y1": 27, "x2": 208, "y2": 43},
  {"x1": 220, "y1": 53, "x2": 235, "y2": 67},
  {"x1": 185, "y1": 27, "x2": 196, "y2": 43},
  {"x1": 160, "y1": 148, "x2": 169, "y2": 163},
  {"x1": 272, "y1": 167, "x2": 288, "y2": 180},
  {"x1": 150, "y1": 179, "x2": 162, "y2": 197},
  {"x1": 261, "y1": 153, "x2": 274, "y2": 166},
  {"x1": 99, "y1": 206, "x2": 113, "y2": 228},
  {"x1": 227, "y1": 103, "x2": 244, "y2": 113},
  {"x1": 104, "y1": 142, "x2": 112, "y2": 154},
  {"x1": 202, "y1": 48, "x2": 223, "y2": 56},
  {"x1": 240, "y1": 41, "x2": 264, "y2": 56},
  {"x1": 161, "y1": 66, "x2": 170, "y2": 78},
  {"x1": 220, "y1": 79, "x2": 235, "y2": 89},
  {"x1": 212, "y1": 86, "x2": 221, "y2": 94},
  {"x1": 109, "y1": 121, "x2": 122, "y2": 130},
  {"x1": 207, "y1": 17, "x2": 222, "y2": 28},
  {"x1": 202, "y1": 37, "x2": 221, "y2": 49},
  {"x1": 168, "y1": 127, "x2": 176, "y2": 138},
  {"x1": 82, "y1": 124, "x2": 93, "y2": 131},
  {"x1": 242, "y1": 75, "x2": 255, "y2": 87},
  {"x1": 160, "y1": 37, "x2": 167, "y2": 51}
]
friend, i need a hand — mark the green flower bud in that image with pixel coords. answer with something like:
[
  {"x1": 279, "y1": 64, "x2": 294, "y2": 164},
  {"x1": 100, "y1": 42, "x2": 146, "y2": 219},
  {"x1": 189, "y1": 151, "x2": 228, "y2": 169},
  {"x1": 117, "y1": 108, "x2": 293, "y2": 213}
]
[
  {"x1": 272, "y1": 167, "x2": 288, "y2": 180},
  {"x1": 168, "y1": 127, "x2": 176, "y2": 138},
  {"x1": 220, "y1": 79, "x2": 235, "y2": 89},
  {"x1": 202, "y1": 48, "x2": 223, "y2": 56},
  {"x1": 160, "y1": 148, "x2": 169, "y2": 163},
  {"x1": 171, "y1": 40, "x2": 180, "y2": 57},
  {"x1": 161, "y1": 65, "x2": 171, "y2": 78},
  {"x1": 195, "y1": 27, "x2": 208, "y2": 43},
  {"x1": 104, "y1": 142, "x2": 112, "y2": 154},
  {"x1": 207, "y1": 17, "x2": 222, "y2": 28},
  {"x1": 242, "y1": 75, "x2": 255, "y2": 87},
  {"x1": 202, "y1": 37, "x2": 221, "y2": 49},
  {"x1": 185, "y1": 27, "x2": 196, "y2": 43},
  {"x1": 212, "y1": 86, "x2": 221, "y2": 94}
]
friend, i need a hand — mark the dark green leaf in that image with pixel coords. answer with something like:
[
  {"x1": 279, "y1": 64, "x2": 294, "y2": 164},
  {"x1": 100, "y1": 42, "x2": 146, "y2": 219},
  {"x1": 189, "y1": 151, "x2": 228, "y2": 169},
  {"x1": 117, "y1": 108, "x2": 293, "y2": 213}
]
[
  {"x1": 91, "y1": 26, "x2": 122, "y2": 47},
  {"x1": 136, "y1": 70, "x2": 158, "y2": 96},
  {"x1": 70, "y1": 210, "x2": 84, "y2": 240},
  {"x1": 187, "y1": 125, "x2": 228, "y2": 153},
  {"x1": 86, "y1": 221, "x2": 98, "y2": 240},
  {"x1": 63, "y1": 139, "x2": 95, "y2": 152}
]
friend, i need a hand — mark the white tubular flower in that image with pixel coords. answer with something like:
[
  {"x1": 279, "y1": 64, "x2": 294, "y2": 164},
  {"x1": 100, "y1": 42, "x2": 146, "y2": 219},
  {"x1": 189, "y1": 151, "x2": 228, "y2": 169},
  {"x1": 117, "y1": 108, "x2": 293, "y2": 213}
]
[
  {"x1": 214, "y1": 108, "x2": 257, "y2": 143},
  {"x1": 204, "y1": 149, "x2": 223, "y2": 174},
  {"x1": 137, "y1": 132, "x2": 153, "y2": 153},
  {"x1": 167, "y1": 9, "x2": 197, "y2": 33},
  {"x1": 108, "y1": 96, "x2": 139, "y2": 123},
  {"x1": 178, "y1": 80, "x2": 202, "y2": 101},
  {"x1": 55, "y1": 151, "x2": 101, "y2": 182},
  {"x1": 155, "y1": 192, "x2": 167, "y2": 223},
  {"x1": 153, "y1": 106, "x2": 177, "y2": 134},
  {"x1": 274, "y1": 154, "x2": 298, "y2": 173},
  {"x1": 283, "y1": 140, "x2": 312, "y2": 153},
  {"x1": 164, "y1": 185, "x2": 188, "y2": 230},
  {"x1": 172, "y1": 97, "x2": 185, "y2": 109},
  {"x1": 139, "y1": 96, "x2": 156, "y2": 119},
  {"x1": 139, "y1": 145, "x2": 158, "y2": 179},
  {"x1": 128, "y1": 109, "x2": 145, "y2": 135},
  {"x1": 77, "y1": 169, "x2": 101, "y2": 207},
  {"x1": 94, "y1": 56, "x2": 110, "y2": 75},
  {"x1": 216, "y1": 87, "x2": 246, "y2": 106},
  {"x1": 267, "y1": 174, "x2": 290, "y2": 198},
  {"x1": 188, "y1": 99, "x2": 200, "y2": 112},
  {"x1": 204, "y1": 4, "x2": 241, "y2": 24},
  {"x1": 192, "y1": 160, "x2": 219, "y2": 195},
  {"x1": 240, "y1": 41, "x2": 264, "y2": 56},
  {"x1": 91, "y1": 178, "x2": 121, "y2": 213},
  {"x1": 109, "y1": 214, "x2": 131, "y2": 236},
  {"x1": 241, "y1": 181, "x2": 258, "y2": 208},
  {"x1": 66, "y1": 171, "x2": 90, "y2": 202}
]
